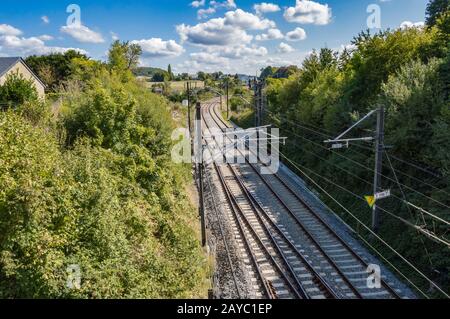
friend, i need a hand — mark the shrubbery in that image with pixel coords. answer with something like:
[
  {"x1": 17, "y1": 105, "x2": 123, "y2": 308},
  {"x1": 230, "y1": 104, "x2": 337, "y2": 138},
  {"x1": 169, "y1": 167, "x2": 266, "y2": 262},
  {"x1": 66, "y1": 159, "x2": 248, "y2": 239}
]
[{"x1": 0, "y1": 42, "x2": 207, "y2": 298}]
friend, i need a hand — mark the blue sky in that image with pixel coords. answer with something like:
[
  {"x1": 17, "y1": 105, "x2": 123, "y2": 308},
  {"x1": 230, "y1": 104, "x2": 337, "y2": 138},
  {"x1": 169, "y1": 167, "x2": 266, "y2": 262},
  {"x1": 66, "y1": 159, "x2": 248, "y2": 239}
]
[{"x1": 0, "y1": 0, "x2": 429, "y2": 74}]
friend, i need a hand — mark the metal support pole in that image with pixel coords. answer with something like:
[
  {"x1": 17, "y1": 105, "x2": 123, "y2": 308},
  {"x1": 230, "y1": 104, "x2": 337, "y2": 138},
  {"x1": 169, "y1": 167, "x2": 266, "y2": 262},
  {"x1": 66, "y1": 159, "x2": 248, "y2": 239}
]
[
  {"x1": 187, "y1": 82, "x2": 191, "y2": 136},
  {"x1": 226, "y1": 81, "x2": 229, "y2": 119},
  {"x1": 254, "y1": 80, "x2": 259, "y2": 127},
  {"x1": 254, "y1": 81, "x2": 260, "y2": 152},
  {"x1": 195, "y1": 102, "x2": 206, "y2": 247},
  {"x1": 258, "y1": 82, "x2": 263, "y2": 126},
  {"x1": 372, "y1": 105, "x2": 385, "y2": 233}
]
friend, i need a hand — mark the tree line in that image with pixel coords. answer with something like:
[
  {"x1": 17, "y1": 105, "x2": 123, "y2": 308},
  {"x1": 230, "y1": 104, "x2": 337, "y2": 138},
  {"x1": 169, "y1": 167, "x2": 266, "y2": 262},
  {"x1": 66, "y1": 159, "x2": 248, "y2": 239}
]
[
  {"x1": 243, "y1": 0, "x2": 449, "y2": 297},
  {"x1": 0, "y1": 41, "x2": 207, "y2": 298}
]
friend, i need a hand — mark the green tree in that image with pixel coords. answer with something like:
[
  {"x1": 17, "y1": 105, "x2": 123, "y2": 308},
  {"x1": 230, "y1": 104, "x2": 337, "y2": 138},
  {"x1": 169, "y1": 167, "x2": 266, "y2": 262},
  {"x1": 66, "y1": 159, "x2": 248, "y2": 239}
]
[
  {"x1": 260, "y1": 66, "x2": 274, "y2": 80},
  {"x1": 426, "y1": 0, "x2": 450, "y2": 27},
  {"x1": 0, "y1": 71, "x2": 38, "y2": 108},
  {"x1": 167, "y1": 64, "x2": 173, "y2": 81},
  {"x1": 345, "y1": 28, "x2": 436, "y2": 109},
  {"x1": 152, "y1": 71, "x2": 169, "y2": 82},
  {"x1": 25, "y1": 50, "x2": 88, "y2": 91},
  {"x1": 108, "y1": 41, "x2": 142, "y2": 73}
]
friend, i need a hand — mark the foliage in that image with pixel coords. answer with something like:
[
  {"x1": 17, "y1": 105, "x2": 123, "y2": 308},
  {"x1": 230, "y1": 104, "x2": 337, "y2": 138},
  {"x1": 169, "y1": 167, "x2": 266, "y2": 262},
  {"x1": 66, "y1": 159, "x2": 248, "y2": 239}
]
[
  {"x1": 229, "y1": 96, "x2": 242, "y2": 112},
  {"x1": 260, "y1": 66, "x2": 274, "y2": 80},
  {"x1": 133, "y1": 66, "x2": 167, "y2": 78},
  {"x1": 236, "y1": 21, "x2": 450, "y2": 297},
  {"x1": 426, "y1": 0, "x2": 450, "y2": 26},
  {"x1": 0, "y1": 42, "x2": 207, "y2": 298},
  {"x1": 0, "y1": 112, "x2": 205, "y2": 298},
  {"x1": 152, "y1": 71, "x2": 170, "y2": 82},
  {"x1": 108, "y1": 41, "x2": 142, "y2": 78},
  {"x1": 167, "y1": 64, "x2": 173, "y2": 81},
  {"x1": 0, "y1": 71, "x2": 39, "y2": 108},
  {"x1": 25, "y1": 50, "x2": 88, "y2": 92}
]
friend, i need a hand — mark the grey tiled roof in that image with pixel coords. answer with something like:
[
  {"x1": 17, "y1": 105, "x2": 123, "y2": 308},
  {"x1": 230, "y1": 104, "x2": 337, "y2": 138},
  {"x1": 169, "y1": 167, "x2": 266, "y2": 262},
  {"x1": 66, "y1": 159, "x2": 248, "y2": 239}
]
[{"x1": 0, "y1": 57, "x2": 21, "y2": 77}]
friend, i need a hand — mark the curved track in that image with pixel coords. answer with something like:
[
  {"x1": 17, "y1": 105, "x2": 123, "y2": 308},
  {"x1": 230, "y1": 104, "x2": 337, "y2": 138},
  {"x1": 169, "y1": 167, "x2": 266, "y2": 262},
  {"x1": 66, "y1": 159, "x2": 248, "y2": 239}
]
[{"x1": 202, "y1": 99, "x2": 404, "y2": 299}]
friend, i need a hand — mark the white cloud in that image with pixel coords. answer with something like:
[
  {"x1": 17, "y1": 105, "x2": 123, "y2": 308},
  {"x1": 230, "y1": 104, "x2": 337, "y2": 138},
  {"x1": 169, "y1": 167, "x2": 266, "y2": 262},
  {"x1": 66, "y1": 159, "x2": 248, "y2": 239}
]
[
  {"x1": 191, "y1": 51, "x2": 229, "y2": 65},
  {"x1": 0, "y1": 24, "x2": 22, "y2": 36},
  {"x1": 191, "y1": 0, "x2": 206, "y2": 8},
  {"x1": 285, "y1": 27, "x2": 307, "y2": 41},
  {"x1": 110, "y1": 32, "x2": 119, "y2": 41},
  {"x1": 41, "y1": 16, "x2": 50, "y2": 24},
  {"x1": 131, "y1": 38, "x2": 184, "y2": 58},
  {"x1": 0, "y1": 35, "x2": 87, "y2": 56},
  {"x1": 284, "y1": 0, "x2": 332, "y2": 25},
  {"x1": 254, "y1": 3, "x2": 281, "y2": 16},
  {"x1": 38, "y1": 34, "x2": 54, "y2": 41},
  {"x1": 278, "y1": 42, "x2": 295, "y2": 53},
  {"x1": 255, "y1": 28, "x2": 284, "y2": 41},
  {"x1": 178, "y1": 8, "x2": 277, "y2": 47},
  {"x1": 198, "y1": 7, "x2": 216, "y2": 19},
  {"x1": 400, "y1": 21, "x2": 425, "y2": 29},
  {"x1": 216, "y1": 44, "x2": 268, "y2": 59},
  {"x1": 60, "y1": 24, "x2": 104, "y2": 43},
  {"x1": 210, "y1": 0, "x2": 237, "y2": 10},
  {"x1": 177, "y1": 18, "x2": 253, "y2": 46},
  {"x1": 224, "y1": 9, "x2": 276, "y2": 30}
]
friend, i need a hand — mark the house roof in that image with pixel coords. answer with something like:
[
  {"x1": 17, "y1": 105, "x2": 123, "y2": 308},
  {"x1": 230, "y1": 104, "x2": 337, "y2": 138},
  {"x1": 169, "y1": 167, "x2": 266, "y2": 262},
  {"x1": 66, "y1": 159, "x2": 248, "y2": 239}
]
[
  {"x1": 0, "y1": 57, "x2": 21, "y2": 78},
  {"x1": 0, "y1": 57, "x2": 46, "y2": 88}
]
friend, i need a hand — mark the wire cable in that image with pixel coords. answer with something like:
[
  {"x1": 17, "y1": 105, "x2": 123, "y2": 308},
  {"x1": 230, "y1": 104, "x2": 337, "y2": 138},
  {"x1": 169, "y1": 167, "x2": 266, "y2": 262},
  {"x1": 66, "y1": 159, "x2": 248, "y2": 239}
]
[
  {"x1": 271, "y1": 118, "x2": 450, "y2": 211},
  {"x1": 266, "y1": 109, "x2": 448, "y2": 181},
  {"x1": 278, "y1": 150, "x2": 450, "y2": 299}
]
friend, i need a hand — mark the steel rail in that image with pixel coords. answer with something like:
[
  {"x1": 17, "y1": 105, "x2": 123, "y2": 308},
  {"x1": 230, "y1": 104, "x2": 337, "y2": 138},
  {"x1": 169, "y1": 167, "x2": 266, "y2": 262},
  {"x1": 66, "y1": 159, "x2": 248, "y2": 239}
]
[
  {"x1": 203, "y1": 102, "x2": 338, "y2": 299},
  {"x1": 204, "y1": 167, "x2": 242, "y2": 298},
  {"x1": 203, "y1": 105, "x2": 305, "y2": 299},
  {"x1": 209, "y1": 100, "x2": 402, "y2": 299}
]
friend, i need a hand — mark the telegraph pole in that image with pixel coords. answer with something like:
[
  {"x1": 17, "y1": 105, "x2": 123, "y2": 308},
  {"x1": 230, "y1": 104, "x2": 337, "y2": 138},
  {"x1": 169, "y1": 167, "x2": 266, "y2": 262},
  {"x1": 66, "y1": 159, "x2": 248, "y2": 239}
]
[
  {"x1": 372, "y1": 105, "x2": 385, "y2": 233},
  {"x1": 254, "y1": 79, "x2": 259, "y2": 127},
  {"x1": 258, "y1": 81, "x2": 264, "y2": 126},
  {"x1": 226, "y1": 80, "x2": 229, "y2": 119},
  {"x1": 195, "y1": 102, "x2": 206, "y2": 247},
  {"x1": 187, "y1": 81, "x2": 191, "y2": 135}
]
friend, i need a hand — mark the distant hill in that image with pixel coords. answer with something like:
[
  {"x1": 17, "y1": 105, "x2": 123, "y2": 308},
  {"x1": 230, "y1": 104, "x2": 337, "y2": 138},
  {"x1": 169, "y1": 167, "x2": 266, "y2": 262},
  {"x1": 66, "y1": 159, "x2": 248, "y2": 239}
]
[{"x1": 133, "y1": 67, "x2": 166, "y2": 77}]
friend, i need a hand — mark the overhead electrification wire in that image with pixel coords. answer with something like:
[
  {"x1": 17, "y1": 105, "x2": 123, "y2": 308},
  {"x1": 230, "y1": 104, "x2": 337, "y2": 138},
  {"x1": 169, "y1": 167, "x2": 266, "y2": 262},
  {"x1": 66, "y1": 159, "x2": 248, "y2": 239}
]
[
  {"x1": 277, "y1": 150, "x2": 450, "y2": 299},
  {"x1": 266, "y1": 109, "x2": 448, "y2": 182},
  {"x1": 278, "y1": 150, "x2": 450, "y2": 248},
  {"x1": 283, "y1": 138, "x2": 450, "y2": 228},
  {"x1": 268, "y1": 114, "x2": 450, "y2": 211}
]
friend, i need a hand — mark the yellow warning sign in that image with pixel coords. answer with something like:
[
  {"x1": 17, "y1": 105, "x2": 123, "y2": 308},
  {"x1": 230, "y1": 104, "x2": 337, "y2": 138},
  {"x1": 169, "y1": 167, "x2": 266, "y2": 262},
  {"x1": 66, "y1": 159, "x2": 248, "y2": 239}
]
[{"x1": 365, "y1": 195, "x2": 376, "y2": 208}]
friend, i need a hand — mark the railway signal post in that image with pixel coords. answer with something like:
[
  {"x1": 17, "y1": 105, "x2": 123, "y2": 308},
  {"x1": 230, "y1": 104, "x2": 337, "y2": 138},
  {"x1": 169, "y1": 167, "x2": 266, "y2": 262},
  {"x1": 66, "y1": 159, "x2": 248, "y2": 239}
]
[
  {"x1": 372, "y1": 105, "x2": 385, "y2": 233},
  {"x1": 195, "y1": 102, "x2": 207, "y2": 247}
]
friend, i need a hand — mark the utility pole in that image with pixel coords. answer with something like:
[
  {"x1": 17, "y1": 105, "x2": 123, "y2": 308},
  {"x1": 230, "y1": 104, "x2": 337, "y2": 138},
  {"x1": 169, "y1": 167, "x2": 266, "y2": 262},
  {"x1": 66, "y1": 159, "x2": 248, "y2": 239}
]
[
  {"x1": 372, "y1": 105, "x2": 385, "y2": 233},
  {"x1": 187, "y1": 81, "x2": 191, "y2": 136},
  {"x1": 324, "y1": 106, "x2": 387, "y2": 233},
  {"x1": 254, "y1": 79, "x2": 259, "y2": 128},
  {"x1": 254, "y1": 79, "x2": 260, "y2": 152},
  {"x1": 258, "y1": 81, "x2": 264, "y2": 126},
  {"x1": 195, "y1": 102, "x2": 206, "y2": 247},
  {"x1": 226, "y1": 80, "x2": 229, "y2": 119}
]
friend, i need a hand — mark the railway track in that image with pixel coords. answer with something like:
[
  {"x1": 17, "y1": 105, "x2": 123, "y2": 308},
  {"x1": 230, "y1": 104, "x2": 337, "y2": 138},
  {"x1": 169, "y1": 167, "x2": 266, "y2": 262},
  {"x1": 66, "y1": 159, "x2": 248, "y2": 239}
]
[{"x1": 202, "y1": 98, "x2": 406, "y2": 299}]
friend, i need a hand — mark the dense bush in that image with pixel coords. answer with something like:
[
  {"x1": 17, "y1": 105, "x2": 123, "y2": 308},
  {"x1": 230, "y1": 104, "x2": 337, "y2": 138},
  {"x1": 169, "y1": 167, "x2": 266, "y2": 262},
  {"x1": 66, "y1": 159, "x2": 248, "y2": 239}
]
[
  {"x1": 0, "y1": 72, "x2": 38, "y2": 108},
  {"x1": 25, "y1": 50, "x2": 89, "y2": 91},
  {"x1": 0, "y1": 43, "x2": 207, "y2": 298}
]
